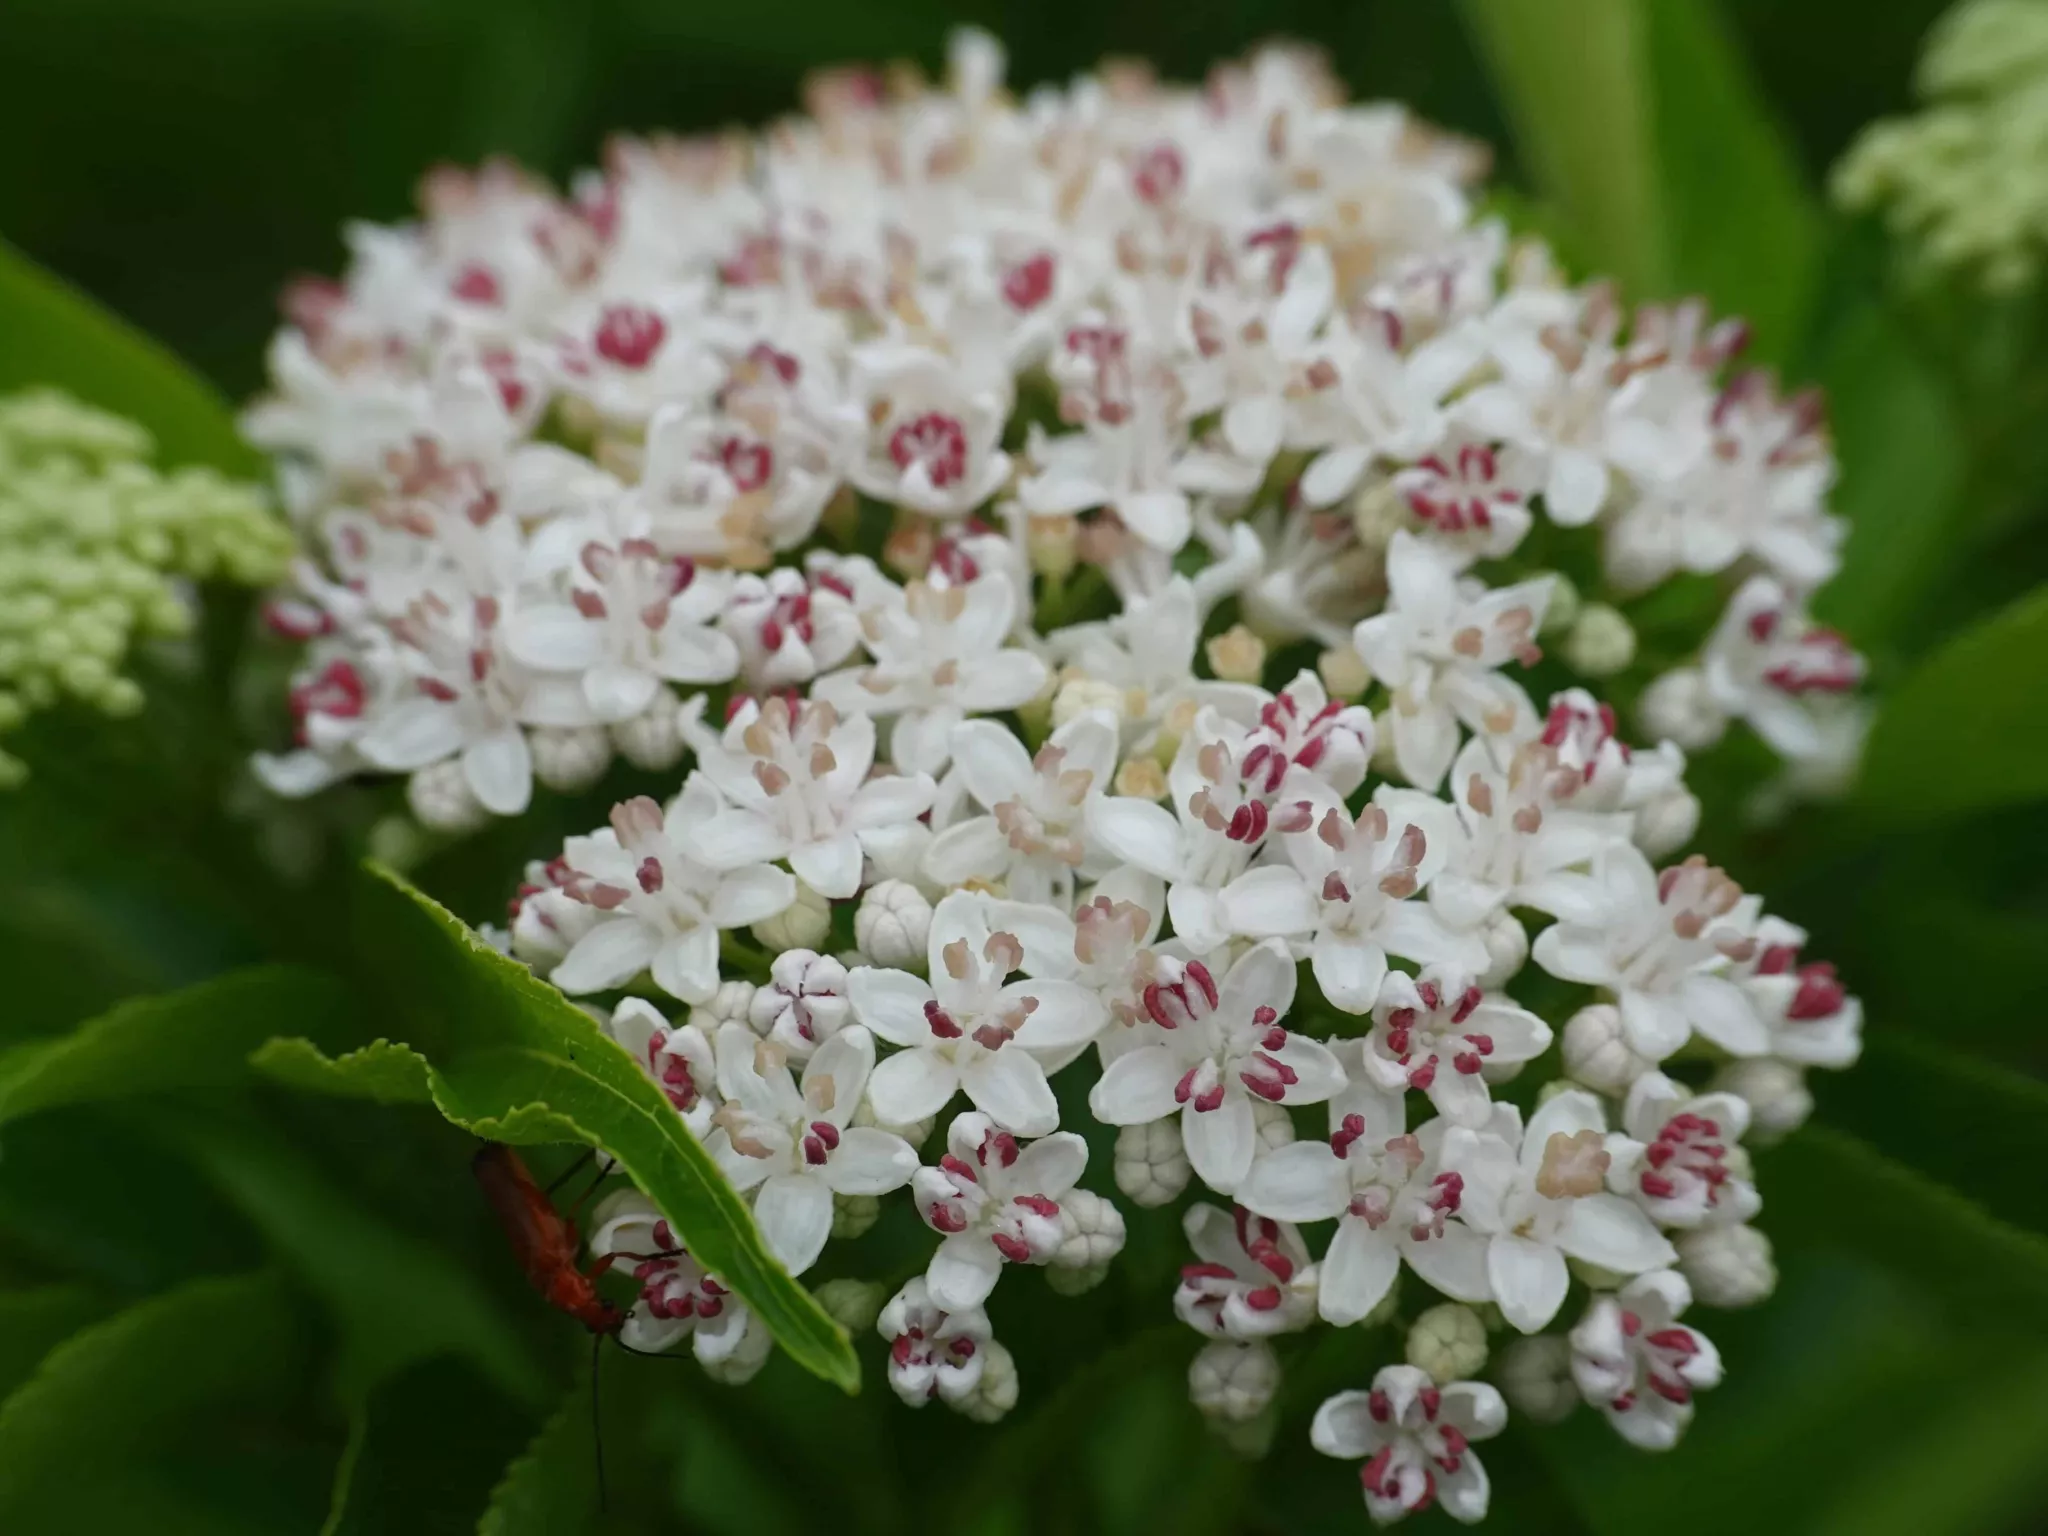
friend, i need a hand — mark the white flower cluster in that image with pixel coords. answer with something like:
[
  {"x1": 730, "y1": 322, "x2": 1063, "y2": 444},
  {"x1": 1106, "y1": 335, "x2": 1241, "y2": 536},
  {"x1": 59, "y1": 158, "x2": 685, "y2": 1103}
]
[{"x1": 252, "y1": 33, "x2": 1870, "y2": 1526}]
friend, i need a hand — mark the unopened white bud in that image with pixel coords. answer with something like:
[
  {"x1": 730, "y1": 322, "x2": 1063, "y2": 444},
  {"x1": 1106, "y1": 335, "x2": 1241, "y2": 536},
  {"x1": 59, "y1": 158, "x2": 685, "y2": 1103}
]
[
  {"x1": 1496, "y1": 1335, "x2": 1577, "y2": 1424},
  {"x1": 1633, "y1": 784, "x2": 1701, "y2": 859},
  {"x1": 853, "y1": 1093, "x2": 932, "y2": 1149},
  {"x1": 1114, "y1": 1117, "x2": 1191, "y2": 1207},
  {"x1": 1711, "y1": 1058, "x2": 1812, "y2": 1144},
  {"x1": 1563, "y1": 604, "x2": 1636, "y2": 677},
  {"x1": 1406, "y1": 1303, "x2": 1489, "y2": 1384},
  {"x1": 1317, "y1": 644, "x2": 1372, "y2": 700},
  {"x1": 1204, "y1": 624, "x2": 1267, "y2": 684},
  {"x1": 813, "y1": 1277, "x2": 888, "y2": 1334},
  {"x1": 1253, "y1": 1099, "x2": 1296, "y2": 1153},
  {"x1": 687, "y1": 980, "x2": 757, "y2": 1033},
  {"x1": 1049, "y1": 1189, "x2": 1126, "y2": 1290},
  {"x1": 1539, "y1": 573, "x2": 1581, "y2": 636},
  {"x1": 957, "y1": 1339, "x2": 1018, "y2": 1423},
  {"x1": 1351, "y1": 475, "x2": 1407, "y2": 549},
  {"x1": 1676, "y1": 1223, "x2": 1778, "y2": 1307},
  {"x1": 1639, "y1": 667, "x2": 1727, "y2": 752},
  {"x1": 529, "y1": 725, "x2": 613, "y2": 792},
  {"x1": 700, "y1": 1316, "x2": 774, "y2": 1386},
  {"x1": 1562, "y1": 1003, "x2": 1652, "y2": 1092},
  {"x1": 1188, "y1": 1339, "x2": 1280, "y2": 1424},
  {"x1": 831, "y1": 1192, "x2": 881, "y2": 1241},
  {"x1": 407, "y1": 759, "x2": 488, "y2": 832},
  {"x1": 754, "y1": 879, "x2": 831, "y2": 952},
  {"x1": 854, "y1": 879, "x2": 932, "y2": 969},
  {"x1": 1477, "y1": 909, "x2": 1528, "y2": 990},
  {"x1": 611, "y1": 695, "x2": 687, "y2": 771},
  {"x1": 366, "y1": 813, "x2": 429, "y2": 873},
  {"x1": 1051, "y1": 674, "x2": 1128, "y2": 732}
]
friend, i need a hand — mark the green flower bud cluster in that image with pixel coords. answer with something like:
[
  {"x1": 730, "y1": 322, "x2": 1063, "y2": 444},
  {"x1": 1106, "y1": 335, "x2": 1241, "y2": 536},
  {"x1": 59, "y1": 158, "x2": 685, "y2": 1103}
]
[
  {"x1": 1833, "y1": 0, "x2": 2048, "y2": 292},
  {"x1": 0, "y1": 389, "x2": 291, "y2": 785}
]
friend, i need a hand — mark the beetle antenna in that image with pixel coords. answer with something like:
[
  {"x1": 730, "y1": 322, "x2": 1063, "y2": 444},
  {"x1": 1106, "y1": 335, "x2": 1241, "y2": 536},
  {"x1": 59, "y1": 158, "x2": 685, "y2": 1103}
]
[
  {"x1": 591, "y1": 1328, "x2": 609, "y2": 1515},
  {"x1": 546, "y1": 1148, "x2": 597, "y2": 1197}
]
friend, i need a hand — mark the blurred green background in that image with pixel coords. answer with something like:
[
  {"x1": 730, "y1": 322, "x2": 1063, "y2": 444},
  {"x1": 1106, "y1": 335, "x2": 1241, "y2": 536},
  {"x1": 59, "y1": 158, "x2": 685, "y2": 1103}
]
[{"x1": 5, "y1": 0, "x2": 2048, "y2": 1532}]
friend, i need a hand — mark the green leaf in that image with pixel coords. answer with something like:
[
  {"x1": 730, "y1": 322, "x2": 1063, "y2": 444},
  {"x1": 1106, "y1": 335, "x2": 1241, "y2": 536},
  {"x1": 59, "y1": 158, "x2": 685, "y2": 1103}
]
[
  {"x1": 1458, "y1": 0, "x2": 1668, "y2": 297},
  {"x1": 1811, "y1": 303, "x2": 1968, "y2": 647},
  {"x1": 1858, "y1": 582, "x2": 2048, "y2": 824},
  {"x1": 251, "y1": 1036, "x2": 438, "y2": 1107},
  {"x1": 477, "y1": 1383, "x2": 597, "y2": 1536},
  {"x1": 0, "y1": 1270, "x2": 311, "y2": 1524},
  {"x1": 0, "y1": 1285, "x2": 105, "y2": 1402},
  {"x1": 152, "y1": 1105, "x2": 550, "y2": 1407},
  {"x1": 0, "y1": 965, "x2": 350, "y2": 1128},
  {"x1": 0, "y1": 239, "x2": 260, "y2": 474},
  {"x1": 259, "y1": 862, "x2": 859, "y2": 1392}
]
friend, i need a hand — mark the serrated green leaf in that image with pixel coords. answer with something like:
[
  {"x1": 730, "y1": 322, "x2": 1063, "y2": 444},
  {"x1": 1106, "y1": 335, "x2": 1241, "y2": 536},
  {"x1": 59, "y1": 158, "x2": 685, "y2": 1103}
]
[
  {"x1": 0, "y1": 1285, "x2": 105, "y2": 1402},
  {"x1": 0, "y1": 965, "x2": 350, "y2": 1127},
  {"x1": 1459, "y1": 0, "x2": 1667, "y2": 297},
  {"x1": 251, "y1": 1037, "x2": 437, "y2": 1106},
  {"x1": 153, "y1": 1105, "x2": 550, "y2": 1408},
  {"x1": 1858, "y1": 582, "x2": 2048, "y2": 824},
  {"x1": 0, "y1": 1270, "x2": 310, "y2": 1524},
  {"x1": 0, "y1": 239, "x2": 260, "y2": 474},
  {"x1": 264, "y1": 862, "x2": 859, "y2": 1392},
  {"x1": 477, "y1": 1382, "x2": 597, "y2": 1536}
]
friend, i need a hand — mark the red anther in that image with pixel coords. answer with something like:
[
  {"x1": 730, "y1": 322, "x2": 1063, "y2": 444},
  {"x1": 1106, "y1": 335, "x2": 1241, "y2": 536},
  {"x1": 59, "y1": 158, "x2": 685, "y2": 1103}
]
[
  {"x1": 923, "y1": 1000, "x2": 963, "y2": 1038},
  {"x1": 595, "y1": 304, "x2": 666, "y2": 368}
]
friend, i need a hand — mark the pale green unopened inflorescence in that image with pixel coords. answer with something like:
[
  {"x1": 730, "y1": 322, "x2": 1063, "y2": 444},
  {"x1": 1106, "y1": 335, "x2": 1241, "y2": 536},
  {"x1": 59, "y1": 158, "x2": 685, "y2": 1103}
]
[
  {"x1": 0, "y1": 388, "x2": 290, "y2": 785},
  {"x1": 1834, "y1": 0, "x2": 2048, "y2": 291}
]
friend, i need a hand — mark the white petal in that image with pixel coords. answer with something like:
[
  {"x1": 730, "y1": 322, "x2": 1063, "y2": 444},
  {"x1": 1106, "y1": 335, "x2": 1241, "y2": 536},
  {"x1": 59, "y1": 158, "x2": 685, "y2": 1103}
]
[
  {"x1": 462, "y1": 726, "x2": 533, "y2": 816},
  {"x1": 928, "y1": 1232, "x2": 1004, "y2": 1310},
  {"x1": 1119, "y1": 489, "x2": 1192, "y2": 551},
  {"x1": 865, "y1": 1048, "x2": 959, "y2": 1126},
  {"x1": 950, "y1": 720, "x2": 1035, "y2": 809},
  {"x1": 1010, "y1": 980, "x2": 1105, "y2": 1053},
  {"x1": 791, "y1": 835, "x2": 865, "y2": 901},
  {"x1": 1217, "y1": 866, "x2": 1320, "y2": 938},
  {"x1": 1558, "y1": 1193, "x2": 1678, "y2": 1273},
  {"x1": 848, "y1": 968, "x2": 938, "y2": 1047},
  {"x1": 847, "y1": 770, "x2": 936, "y2": 831},
  {"x1": 1680, "y1": 974, "x2": 1770, "y2": 1057},
  {"x1": 651, "y1": 925, "x2": 720, "y2": 1004},
  {"x1": 551, "y1": 918, "x2": 656, "y2": 995},
  {"x1": 922, "y1": 817, "x2": 1012, "y2": 887},
  {"x1": 753, "y1": 1172, "x2": 833, "y2": 1275},
  {"x1": 1311, "y1": 932, "x2": 1386, "y2": 1014},
  {"x1": 1300, "y1": 444, "x2": 1372, "y2": 508},
  {"x1": 506, "y1": 606, "x2": 604, "y2": 671},
  {"x1": 960, "y1": 1049, "x2": 1059, "y2": 1136},
  {"x1": 1402, "y1": 1223, "x2": 1493, "y2": 1302},
  {"x1": 1085, "y1": 796, "x2": 1184, "y2": 879},
  {"x1": 1545, "y1": 448, "x2": 1608, "y2": 526},
  {"x1": 1320, "y1": 1218, "x2": 1400, "y2": 1326},
  {"x1": 1088, "y1": 1046, "x2": 1186, "y2": 1125},
  {"x1": 1182, "y1": 1093, "x2": 1256, "y2": 1194},
  {"x1": 1488, "y1": 1233, "x2": 1570, "y2": 1332},
  {"x1": 824, "y1": 1128, "x2": 920, "y2": 1195},
  {"x1": 583, "y1": 665, "x2": 660, "y2": 723},
  {"x1": 1236, "y1": 1142, "x2": 1350, "y2": 1223},
  {"x1": 1437, "y1": 1453, "x2": 1492, "y2": 1524},
  {"x1": 356, "y1": 699, "x2": 465, "y2": 771},
  {"x1": 1310, "y1": 1391, "x2": 1384, "y2": 1460},
  {"x1": 1224, "y1": 395, "x2": 1285, "y2": 463},
  {"x1": 709, "y1": 865, "x2": 797, "y2": 928},
  {"x1": 1011, "y1": 1131, "x2": 1089, "y2": 1199},
  {"x1": 692, "y1": 809, "x2": 790, "y2": 869}
]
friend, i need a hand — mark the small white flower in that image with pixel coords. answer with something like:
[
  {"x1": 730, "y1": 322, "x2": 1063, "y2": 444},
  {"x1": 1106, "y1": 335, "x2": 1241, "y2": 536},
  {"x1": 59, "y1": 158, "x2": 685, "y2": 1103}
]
[
  {"x1": 1050, "y1": 578, "x2": 1266, "y2": 754},
  {"x1": 849, "y1": 345, "x2": 1013, "y2": 518},
  {"x1": 924, "y1": 708, "x2": 1120, "y2": 904},
  {"x1": 812, "y1": 572, "x2": 1049, "y2": 776},
  {"x1": 1439, "y1": 1089, "x2": 1676, "y2": 1332},
  {"x1": 848, "y1": 891, "x2": 1105, "y2": 1136},
  {"x1": 1668, "y1": 576, "x2": 1868, "y2": 762},
  {"x1": 1352, "y1": 531, "x2": 1551, "y2": 789},
  {"x1": 1391, "y1": 437, "x2": 1536, "y2": 565},
  {"x1": 913, "y1": 1111, "x2": 1089, "y2": 1308},
  {"x1": 878, "y1": 1275, "x2": 992, "y2": 1408},
  {"x1": 1241, "y1": 670, "x2": 1378, "y2": 798},
  {"x1": 1569, "y1": 1269, "x2": 1722, "y2": 1451},
  {"x1": 1741, "y1": 917, "x2": 1862, "y2": 1069},
  {"x1": 587, "y1": 1190, "x2": 764, "y2": 1380},
  {"x1": 606, "y1": 997, "x2": 720, "y2": 1136},
  {"x1": 1356, "y1": 965, "x2": 1551, "y2": 1127},
  {"x1": 747, "y1": 950, "x2": 851, "y2": 1061},
  {"x1": 720, "y1": 564, "x2": 863, "y2": 690},
  {"x1": 703, "y1": 1023, "x2": 918, "y2": 1275},
  {"x1": 546, "y1": 784, "x2": 796, "y2": 1003},
  {"x1": 1311, "y1": 1364, "x2": 1506, "y2": 1526},
  {"x1": 1605, "y1": 1071, "x2": 1760, "y2": 1230},
  {"x1": 1089, "y1": 941, "x2": 1345, "y2": 1194},
  {"x1": 1174, "y1": 1203, "x2": 1319, "y2": 1340}
]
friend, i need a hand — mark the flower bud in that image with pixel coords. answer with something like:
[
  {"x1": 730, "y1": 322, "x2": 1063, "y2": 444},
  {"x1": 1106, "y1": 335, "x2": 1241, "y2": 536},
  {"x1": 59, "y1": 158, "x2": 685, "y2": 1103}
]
[
  {"x1": 1253, "y1": 1099, "x2": 1296, "y2": 1153},
  {"x1": 700, "y1": 1315, "x2": 774, "y2": 1386},
  {"x1": 1633, "y1": 784, "x2": 1701, "y2": 859},
  {"x1": 1639, "y1": 667, "x2": 1727, "y2": 752},
  {"x1": 687, "y1": 980, "x2": 758, "y2": 1033},
  {"x1": 853, "y1": 1093, "x2": 933, "y2": 1150},
  {"x1": 1026, "y1": 513, "x2": 1078, "y2": 581},
  {"x1": 1538, "y1": 572, "x2": 1581, "y2": 636},
  {"x1": 530, "y1": 725, "x2": 613, "y2": 792},
  {"x1": 1113, "y1": 757, "x2": 1168, "y2": 800},
  {"x1": 957, "y1": 1339, "x2": 1019, "y2": 1423},
  {"x1": 1406, "y1": 1303, "x2": 1488, "y2": 1384},
  {"x1": 831, "y1": 1192, "x2": 881, "y2": 1240},
  {"x1": 611, "y1": 695, "x2": 687, "y2": 771},
  {"x1": 366, "y1": 813, "x2": 429, "y2": 873},
  {"x1": 1052, "y1": 674, "x2": 1128, "y2": 732},
  {"x1": 1188, "y1": 1339, "x2": 1280, "y2": 1424},
  {"x1": 1676, "y1": 1223, "x2": 1777, "y2": 1308},
  {"x1": 407, "y1": 759, "x2": 488, "y2": 832},
  {"x1": 754, "y1": 879, "x2": 831, "y2": 952},
  {"x1": 1204, "y1": 624, "x2": 1267, "y2": 684},
  {"x1": 1048, "y1": 1188, "x2": 1126, "y2": 1294},
  {"x1": 1350, "y1": 475, "x2": 1406, "y2": 549},
  {"x1": 1563, "y1": 604, "x2": 1636, "y2": 677},
  {"x1": 1477, "y1": 908, "x2": 1528, "y2": 989},
  {"x1": 854, "y1": 879, "x2": 932, "y2": 968},
  {"x1": 1562, "y1": 1003, "x2": 1651, "y2": 1093},
  {"x1": 1317, "y1": 644, "x2": 1372, "y2": 701},
  {"x1": 813, "y1": 1277, "x2": 888, "y2": 1334},
  {"x1": 1710, "y1": 1058, "x2": 1812, "y2": 1144},
  {"x1": 1496, "y1": 1335, "x2": 1577, "y2": 1424},
  {"x1": 1114, "y1": 1117, "x2": 1191, "y2": 1207}
]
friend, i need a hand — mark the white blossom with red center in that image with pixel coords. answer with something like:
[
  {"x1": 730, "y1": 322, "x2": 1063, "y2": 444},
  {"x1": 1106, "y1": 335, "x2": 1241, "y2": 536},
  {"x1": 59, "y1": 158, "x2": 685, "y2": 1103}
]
[
  {"x1": 555, "y1": 299, "x2": 722, "y2": 426},
  {"x1": 925, "y1": 708, "x2": 1121, "y2": 906},
  {"x1": 1241, "y1": 670, "x2": 1378, "y2": 799},
  {"x1": 811, "y1": 570, "x2": 1048, "y2": 776},
  {"x1": 687, "y1": 694, "x2": 936, "y2": 899},
  {"x1": 913, "y1": 1111, "x2": 1089, "y2": 1308},
  {"x1": 1702, "y1": 575, "x2": 1866, "y2": 758},
  {"x1": 1312, "y1": 1364, "x2": 1506, "y2": 1526},
  {"x1": 747, "y1": 949, "x2": 852, "y2": 1063},
  {"x1": 606, "y1": 996, "x2": 722, "y2": 1137},
  {"x1": 545, "y1": 783, "x2": 796, "y2": 1002},
  {"x1": 1237, "y1": 502, "x2": 1381, "y2": 650},
  {"x1": 1214, "y1": 777, "x2": 1483, "y2": 1014},
  {"x1": 587, "y1": 1190, "x2": 767, "y2": 1380},
  {"x1": 1173, "y1": 1203, "x2": 1319, "y2": 1340},
  {"x1": 848, "y1": 892, "x2": 1106, "y2": 1137},
  {"x1": 1606, "y1": 1071, "x2": 1761, "y2": 1230},
  {"x1": 701, "y1": 1023, "x2": 917, "y2": 1276},
  {"x1": 1353, "y1": 531, "x2": 1553, "y2": 789},
  {"x1": 1739, "y1": 916, "x2": 1863, "y2": 1069},
  {"x1": 850, "y1": 346, "x2": 1012, "y2": 518},
  {"x1": 1238, "y1": 1063, "x2": 1489, "y2": 1326},
  {"x1": 878, "y1": 1276, "x2": 993, "y2": 1409},
  {"x1": 1358, "y1": 965, "x2": 1552, "y2": 1127},
  {"x1": 1088, "y1": 940, "x2": 1345, "y2": 1194},
  {"x1": 718, "y1": 561, "x2": 862, "y2": 690},
  {"x1": 1392, "y1": 436, "x2": 1536, "y2": 564},
  {"x1": 1533, "y1": 845, "x2": 1770, "y2": 1063},
  {"x1": 1569, "y1": 1269, "x2": 1723, "y2": 1451}
]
